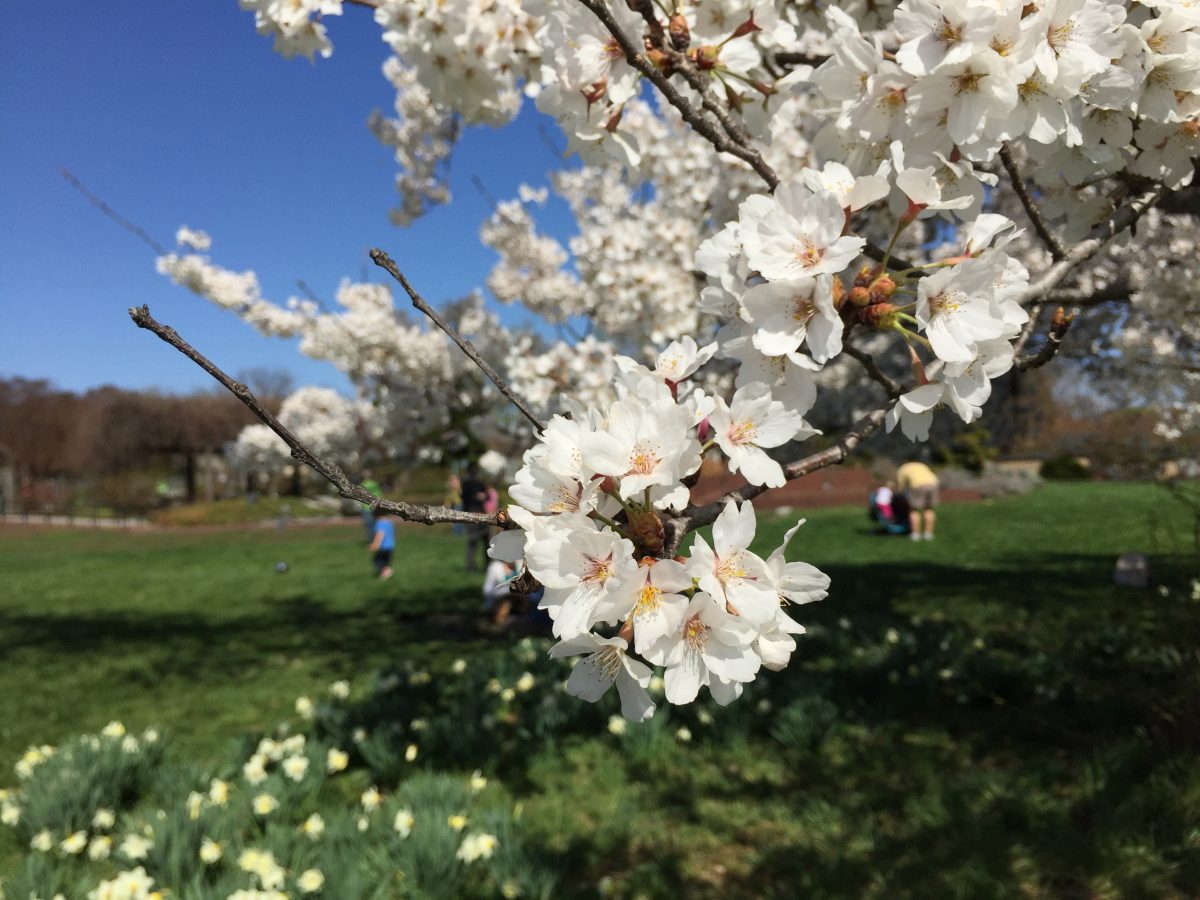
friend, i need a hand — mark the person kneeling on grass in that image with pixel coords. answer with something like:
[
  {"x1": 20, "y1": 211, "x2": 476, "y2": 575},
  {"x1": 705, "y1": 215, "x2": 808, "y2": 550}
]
[{"x1": 369, "y1": 511, "x2": 395, "y2": 580}]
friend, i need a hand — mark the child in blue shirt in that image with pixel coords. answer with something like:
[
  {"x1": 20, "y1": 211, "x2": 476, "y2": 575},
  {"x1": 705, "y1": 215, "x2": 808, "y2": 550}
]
[{"x1": 369, "y1": 512, "x2": 395, "y2": 580}]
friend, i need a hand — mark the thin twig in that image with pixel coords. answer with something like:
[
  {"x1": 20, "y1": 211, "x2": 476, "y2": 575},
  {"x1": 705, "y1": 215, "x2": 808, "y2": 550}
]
[
  {"x1": 369, "y1": 248, "x2": 546, "y2": 434},
  {"x1": 669, "y1": 50, "x2": 763, "y2": 157},
  {"x1": 295, "y1": 279, "x2": 333, "y2": 314},
  {"x1": 1018, "y1": 185, "x2": 1166, "y2": 306},
  {"x1": 999, "y1": 144, "x2": 1066, "y2": 261},
  {"x1": 843, "y1": 343, "x2": 902, "y2": 399},
  {"x1": 1016, "y1": 306, "x2": 1074, "y2": 371},
  {"x1": 1031, "y1": 280, "x2": 1133, "y2": 308},
  {"x1": 128, "y1": 304, "x2": 505, "y2": 528},
  {"x1": 573, "y1": 0, "x2": 910, "y2": 272},
  {"x1": 1015, "y1": 278, "x2": 1132, "y2": 357},
  {"x1": 574, "y1": 0, "x2": 781, "y2": 190},
  {"x1": 774, "y1": 51, "x2": 828, "y2": 68},
  {"x1": 61, "y1": 169, "x2": 169, "y2": 257},
  {"x1": 1011, "y1": 303, "x2": 1043, "y2": 358}
]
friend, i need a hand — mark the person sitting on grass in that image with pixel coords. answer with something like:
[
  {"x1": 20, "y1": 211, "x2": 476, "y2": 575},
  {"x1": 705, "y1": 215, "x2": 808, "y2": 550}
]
[
  {"x1": 368, "y1": 511, "x2": 395, "y2": 580},
  {"x1": 482, "y1": 557, "x2": 517, "y2": 625},
  {"x1": 869, "y1": 480, "x2": 911, "y2": 535}
]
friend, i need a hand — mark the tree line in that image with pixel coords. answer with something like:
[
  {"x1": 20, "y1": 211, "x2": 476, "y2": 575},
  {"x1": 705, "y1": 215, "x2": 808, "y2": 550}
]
[{"x1": 0, "y1": 370, "x2": 292, "y2": 505}]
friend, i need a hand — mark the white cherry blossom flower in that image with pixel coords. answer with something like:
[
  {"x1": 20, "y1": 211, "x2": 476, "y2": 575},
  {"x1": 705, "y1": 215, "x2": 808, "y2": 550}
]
[
  {"x1": 741, "y1": 275, "x2": 842, "y2": 363},
  {"x1": 915, "y1": 262, "x2": 1008, "y2": 363},
  {"x1": 581, "y1": 395, "x2": 702, "y2": 500},
  {"x1": 687, "y1": 500, "x2": 779, "y2": 626},
  {"x1": 524, "y1": 519, "x2": 638, "y2": 639},
  {"x1": 709, "y1": 384, "x2": 816, "y2": 488},
  {"x1": 655, "y1": 337, "x2": 717, "y2": 383},
  {"x1": 624, "y1": 559, "x2": 693, "y2": 658},
  {"x1": 549, "y1": 633, "x2": 655, "y2": 722},
  {"x1": 894, "y1": 0, "x2": 999, "y2": 77},
  {"x1": 654, "y1": 593, "x2": 762, "y2": 705},
  {"x1": 739, "y1": 182, "x2": 866, "y2": 282}
]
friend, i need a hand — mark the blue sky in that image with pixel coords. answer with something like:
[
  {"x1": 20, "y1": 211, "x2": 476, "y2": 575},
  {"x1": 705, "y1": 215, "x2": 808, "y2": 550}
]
[{"x1": 1, "y1": 2, "x2": 576, "y2": 394}]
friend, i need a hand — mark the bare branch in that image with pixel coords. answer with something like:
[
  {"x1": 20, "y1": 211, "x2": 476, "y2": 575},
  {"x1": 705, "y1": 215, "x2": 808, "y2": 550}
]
[
  {"x1": 572, "y1": 0, "x2": 909, "y2": 273},
  {"x1": 61, "y1": 169, "x2": 169, "y2": 257},
  {"x1": 369, "y1": 248, "x2": 546, "y2": 434},
  {"x1": 1011, "y1": 302, "x2": 1044, "y2": 357},
  {"x1": 1016, "y1": 306, "x2": 1074, "y2": 371},
  {"x1": 774, "y1": 51, "x2": 828, "y2": 68},
  {"x1": 1018, "y1": 185, "x2": 1166, "y2": 306},
  {"x1": 998, "y1": 144, "x2": 1066, "y2": 261},
  {"x1": 1038, "y1": 280, "x2": 1133, "y2": 307},
  {"x1": 667, "y1": 50, "x2": 765, "y2": 160},
  {"x1": 128, "y1": 304, "x2": 506, "y2": 528},
  {"x1": 295, "y1": 279, "x2": 332, "y2": 314},
  {"x1": 843, "y1": 343, "x2": 902, "y2": 399},
  {"x1": 669, "y1": 406, "x2": 890, "y2": 549},
  {"x1": 573, "y1": 0, "x2": 781, "y2": 190}
]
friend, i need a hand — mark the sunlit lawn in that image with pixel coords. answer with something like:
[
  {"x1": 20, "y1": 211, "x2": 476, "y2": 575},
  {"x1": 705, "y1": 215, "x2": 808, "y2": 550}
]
[{"x1": 1, "y1": 481, "x2": 1198, "y2": 894}]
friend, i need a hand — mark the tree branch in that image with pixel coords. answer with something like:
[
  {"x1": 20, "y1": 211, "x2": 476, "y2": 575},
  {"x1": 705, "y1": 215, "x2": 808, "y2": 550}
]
[
  {"x1": 1018, "y1": 185, "x2": 1166, "y2": 306},
  {"x1": 574, "y1": 0, "x2": 781, "y2": 191},
  {"x1": 1011, "y1": 302, "x2": 1043, "y2": 357},
  {"x1": 1016, "y1": 306, "x2": 1074, "y2": 371},
  {"x1": 842, "y1": 343, "x2": 902, "y2": 399},
  {"x1": 62, "y1": 169, "x2": 169, "y2": 257},
  {"x1": 368, "y1": 248, "x2": 546, "y2": 434},
  {"x1": 128, "y1": 305, "x2": 507, "y2": 528},
  {"x1": 998, "y1": 144, "x2": 1066, "y2": 261},
  {"x1": 1038, "y1": 280, "x2": 1133, "y2": 307},
  {"x1": 774, "y1": 51, "x2": 828, "y2": 68}
]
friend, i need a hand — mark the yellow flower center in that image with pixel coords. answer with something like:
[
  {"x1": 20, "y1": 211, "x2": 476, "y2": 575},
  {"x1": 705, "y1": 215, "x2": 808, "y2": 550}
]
[
  {"x1": 582, "y1": 553, "x2": 614, "y2": 585},
  {"x1": 715, "y1": 551, "x2": 749, "y2": 582},
  {"x1": 936, "y1": 18, "x2": 961, "y2": 46},
  {"x1": 627, "y1": 445, "x2": 661, "y2": 475},
  {"x1": 1048, "y1": 20, "x2": 1075, "y2": 52},
  {"x1": 634, "y1": 583, "x2": 663, "y2": 617},
  {"x1": 587, "y1": 646, "x2": 624, "y2": 680},
  {"x1": 930, "y1": 290, "x2": 964, "y2": 316},
  {"x1": 727, "y1": 420, "x2": 757, "y2": 446},
  {"x1": 683, "y1": 616, "x2": 709, "y2": 652},
  {"x1": 548, "y1": 483, "x2": 581, "y2": 514},
  {"x1": 792, "y1": 297, "x2": 816, "y2": 323},
  {"x1": 953, "y1": 71, "x2": 982, "y2": 95},
  {"x1": 794, "y1": 237, "x2": 824, "y2": 268}
]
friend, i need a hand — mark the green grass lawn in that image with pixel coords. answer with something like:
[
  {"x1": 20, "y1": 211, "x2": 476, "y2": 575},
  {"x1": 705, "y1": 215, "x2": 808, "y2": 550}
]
[{"x1": 2, "y1": 481, "x2": 1198, "y2": 895}]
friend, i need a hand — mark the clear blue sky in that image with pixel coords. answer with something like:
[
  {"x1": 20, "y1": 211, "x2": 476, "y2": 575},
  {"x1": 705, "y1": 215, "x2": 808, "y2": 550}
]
[{"x1": 0, "y1": 2, "x2": 576, "y2": 394}]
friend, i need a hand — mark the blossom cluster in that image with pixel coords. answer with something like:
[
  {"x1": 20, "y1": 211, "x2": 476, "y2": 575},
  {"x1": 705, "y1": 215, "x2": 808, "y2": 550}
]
[
  {"x1": 803, "y1": 0, "x2": 1200, "y2": 239},
  {"x1": 238, "y1": 0, "x2": 342, "y2": 61},
  {"x1": 694, "y1": 159, "x2": 1031, "y2": 443},
  {"x1": 491, "y1": 344, "x2": 830, "y2": 718}
]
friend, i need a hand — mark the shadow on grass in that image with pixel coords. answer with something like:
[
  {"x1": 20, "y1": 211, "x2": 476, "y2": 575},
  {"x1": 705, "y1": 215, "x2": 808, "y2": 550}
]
[{"x1": 0, "y1": 582, "x2": 491, "y2": 681}]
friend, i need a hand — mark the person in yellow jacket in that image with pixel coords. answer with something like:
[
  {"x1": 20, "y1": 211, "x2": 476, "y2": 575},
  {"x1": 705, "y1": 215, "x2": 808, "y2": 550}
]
[{"x1": 896, "y1": 457, "x2": 940, "y2": 541}]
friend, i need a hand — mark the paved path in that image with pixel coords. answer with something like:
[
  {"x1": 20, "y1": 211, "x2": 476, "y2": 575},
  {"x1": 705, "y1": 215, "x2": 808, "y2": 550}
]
[{"x1": 0, "y1": 512, "x2": 150, "y2": 528}]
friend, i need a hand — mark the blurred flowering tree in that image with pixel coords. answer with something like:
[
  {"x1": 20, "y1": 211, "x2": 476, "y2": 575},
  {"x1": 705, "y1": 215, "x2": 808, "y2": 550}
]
[{"x1": 139, "y1": 0, "x2": 1200, "y2": 718}]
